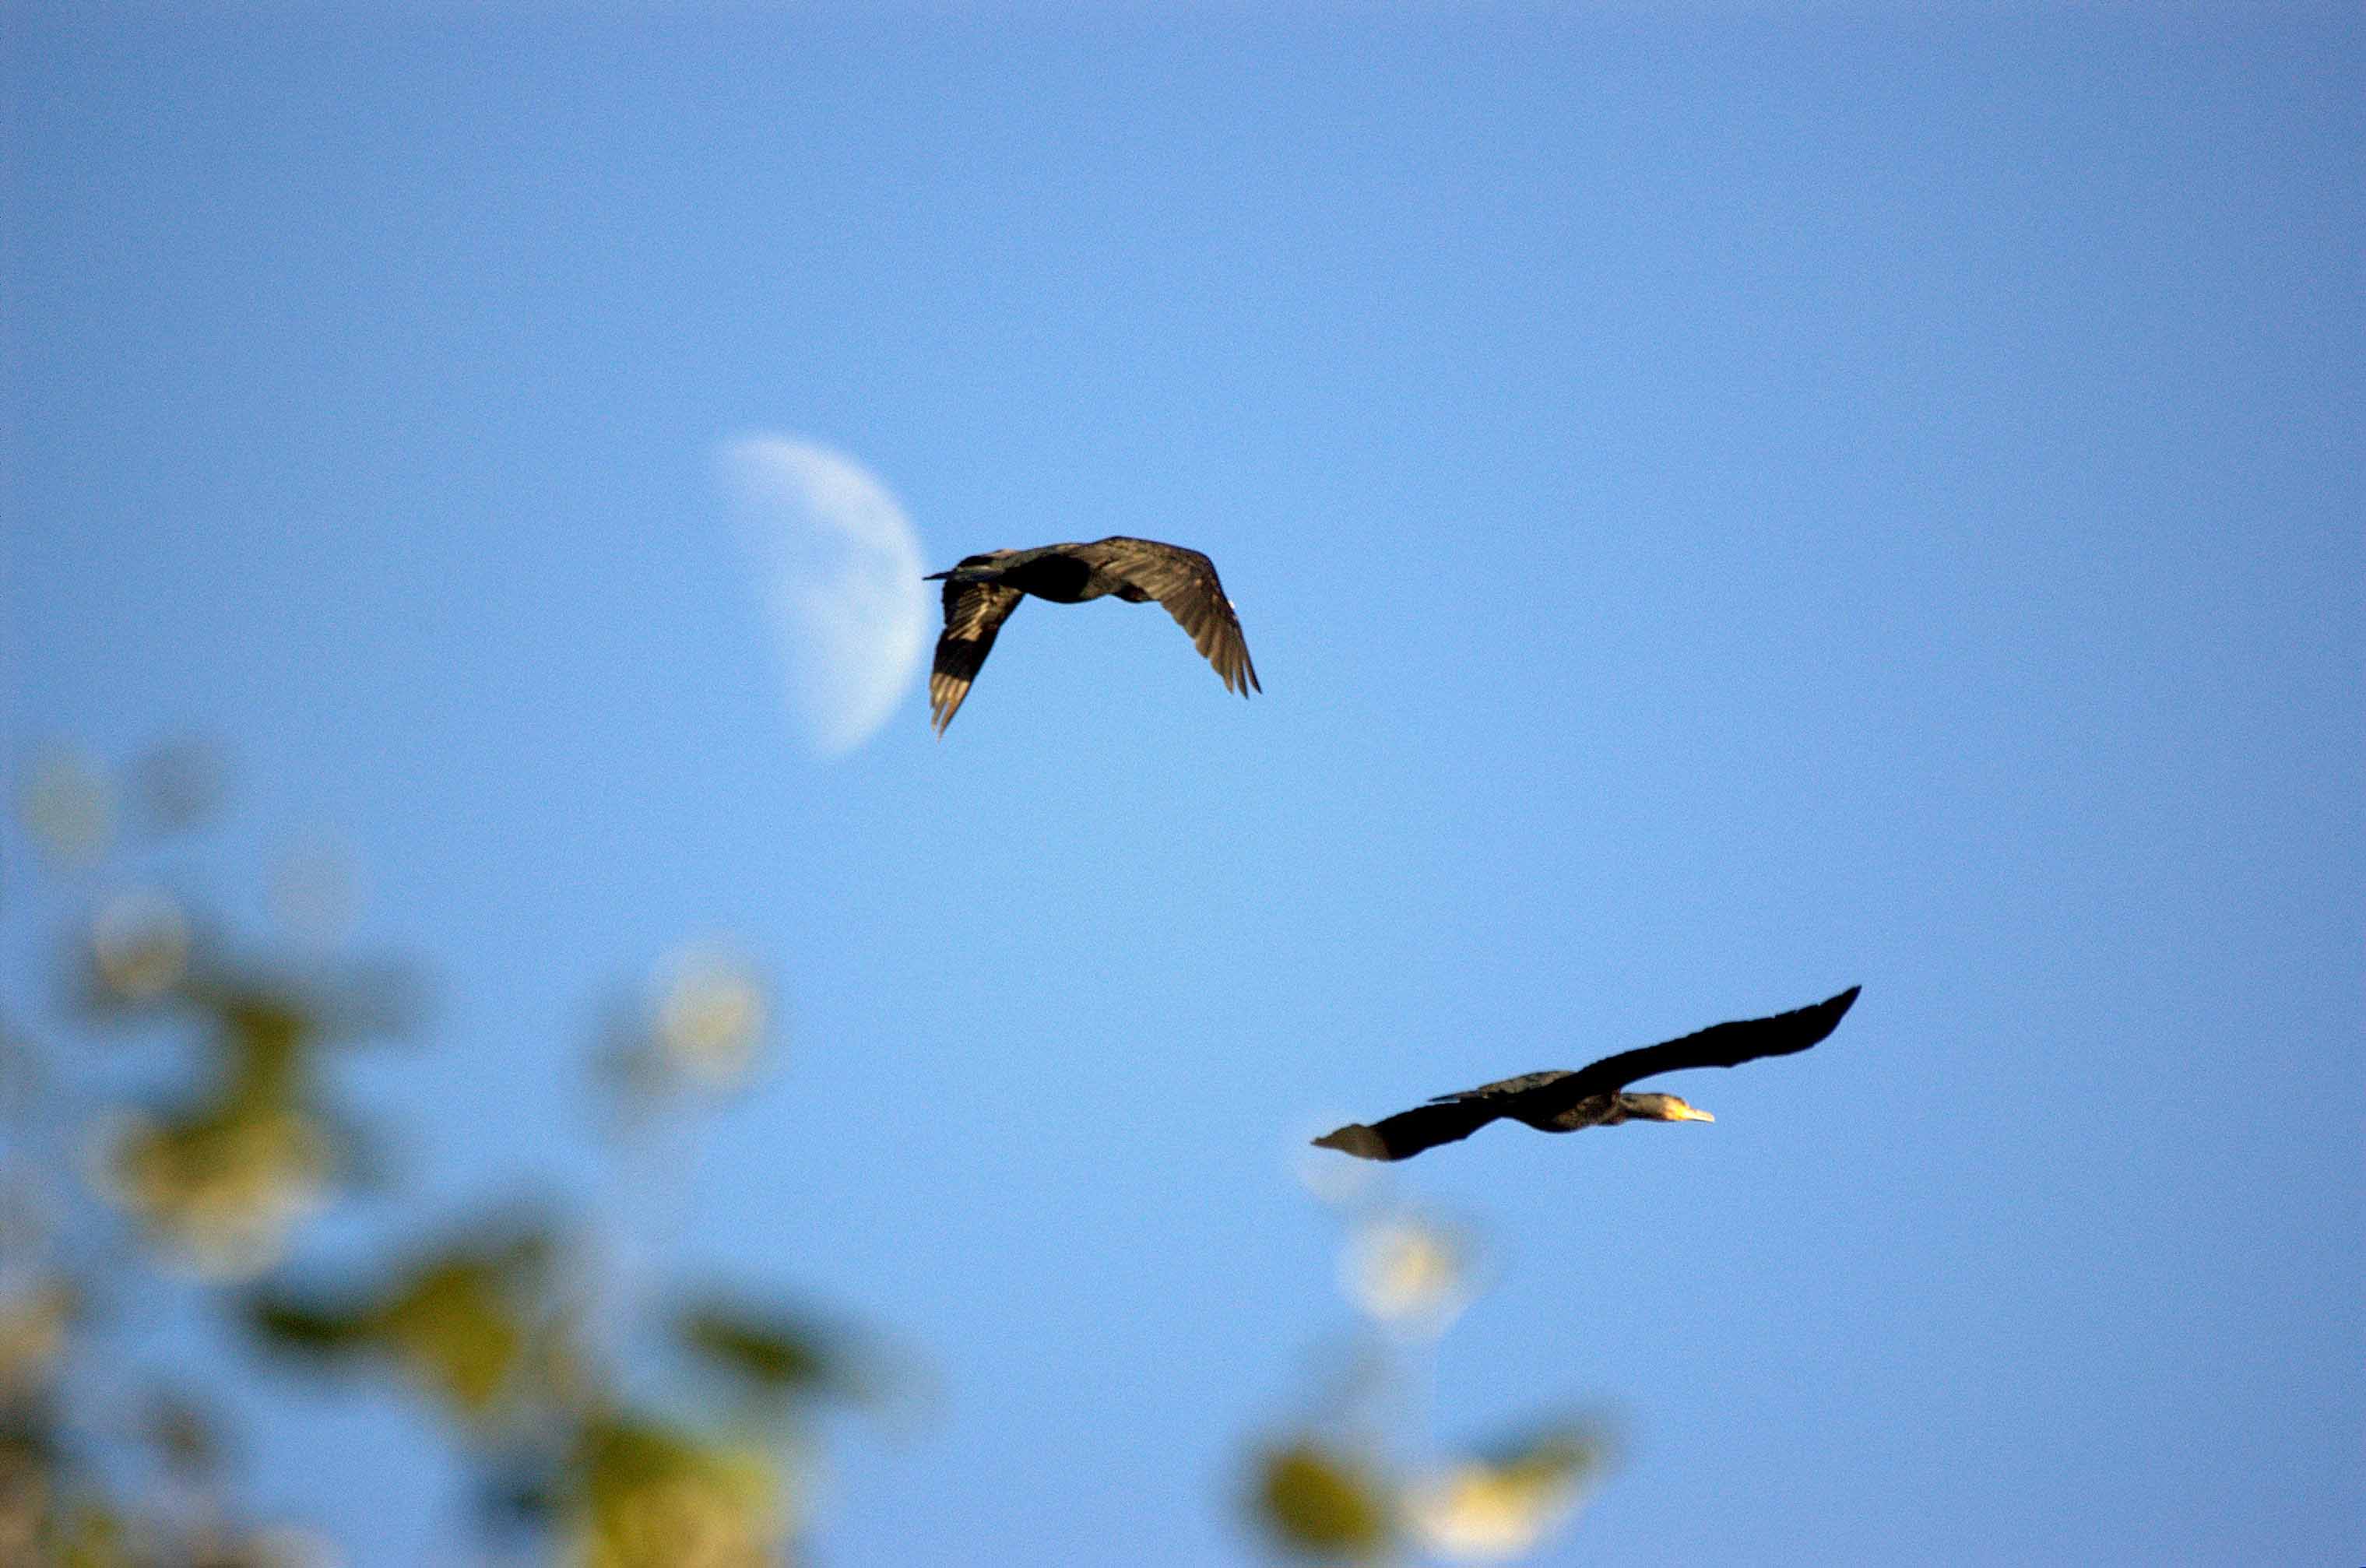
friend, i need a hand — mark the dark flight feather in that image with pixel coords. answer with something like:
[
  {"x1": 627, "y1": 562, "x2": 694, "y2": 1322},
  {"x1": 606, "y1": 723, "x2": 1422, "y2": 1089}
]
[
  {"x1": 928, "y1": 568, "x2": 1025, "y2": 736},
  {"x1": 1070, "y1": 537, "x2": 1260, "y2": 698}
]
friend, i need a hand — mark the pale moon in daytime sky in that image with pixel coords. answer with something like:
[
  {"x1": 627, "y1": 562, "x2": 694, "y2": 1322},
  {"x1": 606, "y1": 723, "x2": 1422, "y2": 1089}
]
[{"x1": 718, "y1": 435, "x2": 929, "y2": 758}]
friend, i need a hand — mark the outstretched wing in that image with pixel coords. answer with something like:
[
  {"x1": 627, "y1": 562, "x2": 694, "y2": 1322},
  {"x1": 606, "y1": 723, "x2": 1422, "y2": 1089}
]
[
  {"x1": 1549, "y1": 986, "x2": 1863, "y2": 1102},
  {"x1": 1313, "y1": 1098, "x2": 1511, "y2": 1162},
  {"x1": 1429, "y1": 1069, "x2": 1581, "y2": 1104},
  {"x1": 1081, "y1": 536, "x2": 1260, "y2": 697},
  {"x1": 1314, "y1": 989, "x2": 1861, "y2": 1163},
  {"x1": 930, "y1": 565, "x2": 1025, "y2": 736}
]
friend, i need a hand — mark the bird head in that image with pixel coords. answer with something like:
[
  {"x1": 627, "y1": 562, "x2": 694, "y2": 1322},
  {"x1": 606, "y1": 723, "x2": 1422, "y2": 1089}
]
[{"x1": 1619, "y1": 1092, "x2": 1714, "y2": 1123}]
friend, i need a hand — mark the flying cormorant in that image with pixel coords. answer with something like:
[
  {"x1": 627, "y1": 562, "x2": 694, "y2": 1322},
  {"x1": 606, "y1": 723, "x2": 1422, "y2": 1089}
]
[
  {"x1": 924, "y1": 536, "x2": 1259, "y2": 734},
  {"x1": 1313, "y1": 986, "x2": 1862, "y2": 1162}
]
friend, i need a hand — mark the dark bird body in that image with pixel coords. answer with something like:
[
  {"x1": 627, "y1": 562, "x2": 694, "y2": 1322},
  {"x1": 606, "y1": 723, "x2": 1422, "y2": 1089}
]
[
  {"x1": 924, "y1": 536, "x2": 1259, "y2": 734},
  {"x1": 1313, "y1": 986, "x2": 1862, "y2": 1162}
]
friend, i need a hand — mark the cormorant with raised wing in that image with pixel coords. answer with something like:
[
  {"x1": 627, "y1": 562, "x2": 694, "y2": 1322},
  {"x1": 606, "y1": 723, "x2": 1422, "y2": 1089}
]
[
  {"x1": 1313, "y1": 987, "x2": 1862, "y2": 1162},
  {"x1": 924, "y1": 536, "x2": 1258, "y2": 735}
]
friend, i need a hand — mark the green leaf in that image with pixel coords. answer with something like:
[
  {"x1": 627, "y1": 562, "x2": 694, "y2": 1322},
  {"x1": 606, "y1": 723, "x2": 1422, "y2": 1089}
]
[
  {"x1": 246, "y1": 1296, "x2": 377, "y2": 1359},
  {"x1": 1251, "y1": 1440, "x2": 1394, "y2": 1561},
  {"x1": 677, "y1": 1300, "x2": 838, "y2": 1398},
  {"x1": 571, "y1": 1412, "x2": 786, "y2": 1568}
]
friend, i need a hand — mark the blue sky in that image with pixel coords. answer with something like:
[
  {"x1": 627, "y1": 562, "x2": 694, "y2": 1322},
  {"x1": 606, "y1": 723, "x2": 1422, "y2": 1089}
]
[{"x1": 5, "y1": 5, "x2": 2360, "y2": 1564}]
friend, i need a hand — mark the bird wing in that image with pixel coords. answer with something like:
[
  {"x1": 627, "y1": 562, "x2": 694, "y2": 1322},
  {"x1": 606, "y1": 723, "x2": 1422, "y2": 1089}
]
[
  {"x1": 929, "y1": 566, "x2": 1025, "y2": 736},
  {"x1": 1081, "y1": 536, "x2": 1260, "y2": 697},
  {"x1": 1427, "y1": 1069, "x2": 1581, "y2": 1104},
  {"x1": 1313, "y1": 1098, "x2": 1510, "y2": 1162},
  {"x1": 1543, "y1": 986, "x2": 1863, "y2": 1101}
]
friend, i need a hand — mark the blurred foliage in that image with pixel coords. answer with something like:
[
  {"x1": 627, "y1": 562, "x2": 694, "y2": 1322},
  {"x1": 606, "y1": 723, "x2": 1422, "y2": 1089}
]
[
  {"x1": 1244, "y1": 1169, "x2": 1615, "y2": 1565},
  {"x1": 248, "y1": 1225, "x2": 561, "y2": 1422},
  {"x1": 6, "y1": 737, "x2": 1617, "y2": 1568},
  {"x1": 595, "y1": 944, "x2": 773, "y2": 1127},
  {"x1": 16, "y1": 747, "x2": 114, "y2": 864},
  {"x1": 569, "y1": 1414, "x2": 786, "y2": 1568},
  {"x1": 673, "y1": 1298, "x2": 877, "y2": 1411},
  {"x1": 1253, "y1": 1441, "x2": 1396, "y2": 1560},
  {"x1": 73, "y1": 933, "x2": 414, "y2": 1281},
  {"x1": 0, "y1": 742, "x2": 891, "y2": 1567},
  {"x1": 1404, "y1": 1431, "x2": 1611, "y2": 1563}
]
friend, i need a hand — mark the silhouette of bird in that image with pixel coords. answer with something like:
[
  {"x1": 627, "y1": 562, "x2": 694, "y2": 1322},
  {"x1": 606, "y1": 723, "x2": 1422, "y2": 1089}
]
[
  {"x1": 923, "y1": 536, "x2": 1259, "y2": 735},
  {"x1": 1313, "y1": 986, "x2": 1862, "y2": 1162}
]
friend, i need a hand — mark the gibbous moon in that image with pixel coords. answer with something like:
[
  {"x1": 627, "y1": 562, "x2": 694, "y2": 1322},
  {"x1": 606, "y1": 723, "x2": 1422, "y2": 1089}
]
[{"x1": 719, "y1": 435, "x2": 929, "y2": 758}]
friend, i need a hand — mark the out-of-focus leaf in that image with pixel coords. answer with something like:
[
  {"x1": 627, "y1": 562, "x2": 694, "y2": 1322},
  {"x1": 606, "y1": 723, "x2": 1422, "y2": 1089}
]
[
  {"x1": 51, "y1": 1499, "x2": 133, "y2": 1568},
  {"x1": 570, "y1": 1412, "x2": 786, "y2": 1568},
  {"x1": 248, "y1": 1227, "x2": 557, "y2": 1426},
  {"x1": 88, "y1": 890, "x2": 192, "y2": 1004},
  {"x1": 479, "y1": 1465, "x2": 561, "y2": 1532},
  {"x1": 246, "y1": 1298, "x2": 378, "y2": 1360},
  {"x1": 305, "y1": 959, "x2": 424, "y2": 1042},
  {"x1": 23, "y1": 1472, "x2": 142, "y2": 1568},
  {"x1": 378, "y1": 1254, "x2": 532, "y2": 1419},
  {"x1": 596, "y1": 946, "x2": 773, "y2": 1127},
  {"x1": 1341, "y1": 1211, "x2": 1482, "y2": 1338},
  {"x1": 1406, "y1": 1425, "x2": 1612, "y2": 1563},
  {"x1": 230, "y1": 1523, "x2": 345, "y2": 1567},
  {"x1": 0, "y1": 1020, "x2": 43, "y2": 1121},
  {"x1": 1250, "y1": 1440, "x2": 1394, "y2": 1562},
  {"x1": 144, "y1": 1390, "x2": 226, "y2": 1479},
  {"x1": 128, "y1": 738, "x2": 226, "y2": 836},
  {"x1": 0, "y1": 1441, "x2": 58, "y2": 1563},
  {"x1": 218, "y1": 991, "x2": 317, "y2": 1109},
  {"x1": 649, "y1": 946, "x2": 769, "y2": 1093},
  {"x1": 16, "y1": 749, "x2": 112, "y2": 864},
  {"x1": 183, "y1": 961, "x2": 420, "y2": 1067},
  {"x1": 677, "y1": 1300, "x2": 842, "y2": 1401},
  {"x1": 93, "y1": 1104, "x2": 332, "y2": 1280},
  {"x1": 592, "y1": 1023, "x2": 671, "y2": 1127},
  {"x1": 0, "y1": 1283, "x2": 73, "y2": 1401}
]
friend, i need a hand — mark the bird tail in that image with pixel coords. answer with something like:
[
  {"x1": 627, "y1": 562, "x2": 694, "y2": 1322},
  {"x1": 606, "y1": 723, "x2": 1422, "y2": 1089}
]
[
  {"x1": 1313, "y1": 1100, "x2": 1503, "y2": 1162},
  {"x1": 1311, "y1": 1123, "x2": 1394, "y2": 1160}
]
